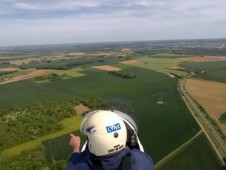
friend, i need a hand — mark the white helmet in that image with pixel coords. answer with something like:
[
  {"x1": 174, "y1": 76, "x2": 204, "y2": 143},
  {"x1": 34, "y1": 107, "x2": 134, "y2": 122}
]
[{"x1": 80, "y1": 110, "x2": 127, "y2": 156}]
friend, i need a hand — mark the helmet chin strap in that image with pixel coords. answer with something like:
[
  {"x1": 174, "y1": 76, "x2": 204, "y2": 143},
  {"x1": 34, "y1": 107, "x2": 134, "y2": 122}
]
[
  {"x1": 81, "y1": 140, "x2": 88, "y2": 152},
  {"x1": 128, "y1": 129, "x2": 136, "y2": 147},
  {"x1": 122, "y1": 118, "x2": 144, "y2": 152}
]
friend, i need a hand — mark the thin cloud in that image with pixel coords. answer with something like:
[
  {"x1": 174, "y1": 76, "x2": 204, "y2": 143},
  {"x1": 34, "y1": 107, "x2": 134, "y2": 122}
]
[
  {"x1": 0, "y1": 0, "x2": 226, "y2": 46},
  {"x1": 15, "y1": 2, "x2": 40, "y2": 10},
  {"x1": 1, "y1": 0, "x2": 226, "y2": 20}
]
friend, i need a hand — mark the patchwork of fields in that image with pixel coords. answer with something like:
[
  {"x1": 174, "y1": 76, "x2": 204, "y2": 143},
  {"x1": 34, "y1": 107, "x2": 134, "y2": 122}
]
[
  {"x1": 0, "y1": 65, "x2": 200, "y2": 164},
  {"x1": 0, "y1": 50, "x2": 224, "y2": 169}
]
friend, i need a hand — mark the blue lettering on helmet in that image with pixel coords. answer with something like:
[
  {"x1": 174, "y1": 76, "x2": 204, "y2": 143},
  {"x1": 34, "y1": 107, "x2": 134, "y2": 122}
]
[{"x1": 106, "y1": 123, "x2": 121, "y2": 133}]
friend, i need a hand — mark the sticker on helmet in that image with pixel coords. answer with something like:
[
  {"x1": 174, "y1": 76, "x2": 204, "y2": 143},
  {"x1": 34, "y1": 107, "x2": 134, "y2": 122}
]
[
  {"x1": 108, "y1": 144, "x2": 124, "y2": 153},
  {"x1": 106, "y1": 123, "x2": 121, "y2": 133},
  {"x1": 86, "y1": 125, "x2": 96, "y2": 134}
]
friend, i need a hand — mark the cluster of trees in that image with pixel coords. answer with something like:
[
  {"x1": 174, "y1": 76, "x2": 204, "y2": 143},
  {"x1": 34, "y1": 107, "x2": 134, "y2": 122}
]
[
  {"x1": 0, "y1": 146, "x2": 48, "y2": 170},
  {"x1": 0, "y1": 97, "x2": 109, "y2": 151},
  {"x1": 0, "y1": 145, "x2": 68, "y2": 170},
  {"x1": 34, "y1": 73, "x2": 66, "y2": 82},
  {"x1": 79, "y1": 97, "x2": 109, "y2": 110},
  {"x1": 66, "y1": 60, "x2": 93, "y2": 67},
  {"x1": 0, "y1": 61, "x2": 10, "y2": 64},
  {"x1": 36, "y1": 64, "x2": 69, "y2": 70},
  {"x1": 108, "y1": 71, "x2": 136, "y2": 79},
  {"x1": 0, "y1": 100, "x2": 74, "y2": 150},
  {"x1": 0, "y1": 71, "x2": 16, "y2": 76},
  {"x1": 168, "y1": 72, "x2": 181, "y2": 79}
]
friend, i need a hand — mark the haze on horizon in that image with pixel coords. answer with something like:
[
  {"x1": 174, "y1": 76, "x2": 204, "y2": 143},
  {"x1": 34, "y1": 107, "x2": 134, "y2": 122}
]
[{"x1": 0, "y1": 0, "x2": 226, "y2": 47}]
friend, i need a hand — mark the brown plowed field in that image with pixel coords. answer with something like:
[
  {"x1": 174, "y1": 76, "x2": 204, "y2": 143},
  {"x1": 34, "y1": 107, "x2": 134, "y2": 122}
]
[
  {"x1": 93, "y1": 65, "x2": 121, "y2": 71},
  {"x1": 185, "y1": 78, "x2": 226, "y2": 135},
  {"x1": 120, "y1": 60, "x2": 140, "y2": 65},
  {"x1": 0, "y1": 70, "x2": 49, "y2": 84}
]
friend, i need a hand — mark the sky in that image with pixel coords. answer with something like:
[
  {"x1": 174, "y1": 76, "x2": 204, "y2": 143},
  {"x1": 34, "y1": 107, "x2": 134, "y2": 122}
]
[{"x1": 0, "y1": 0, "x2": 226, "y2": 46}]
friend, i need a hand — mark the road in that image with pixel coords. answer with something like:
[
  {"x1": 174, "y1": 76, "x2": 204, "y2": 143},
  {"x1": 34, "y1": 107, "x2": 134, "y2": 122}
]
[{"x1": 179, "y1": 78, "x2": 226, "y2": 156}]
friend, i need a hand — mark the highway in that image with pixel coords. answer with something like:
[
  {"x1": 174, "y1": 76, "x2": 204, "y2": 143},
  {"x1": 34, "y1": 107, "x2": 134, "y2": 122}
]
[{"x1": 179, "y1": 78, "x2": 226, "y2": 155}]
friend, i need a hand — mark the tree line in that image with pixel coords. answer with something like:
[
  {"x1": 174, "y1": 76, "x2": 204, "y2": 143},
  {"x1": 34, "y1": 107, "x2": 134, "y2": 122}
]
[
  {"x1": 108, "y1": 71, "x2": 136, "y2": 79},
  {"x1": 34, "y1": 73, "x2": 66, "y2": 82},
  {"x1": 0, "y1": 71, "x2": 17, "y2": 76},
  {"x1": 20, "y1": 59, "x2": 93, "y2": 70}
]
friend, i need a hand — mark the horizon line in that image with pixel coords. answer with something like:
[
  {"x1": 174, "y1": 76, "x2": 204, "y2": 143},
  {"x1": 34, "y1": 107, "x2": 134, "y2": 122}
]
[{"x1": 1, "y1": 37, "x2": 226, "y2": 49}]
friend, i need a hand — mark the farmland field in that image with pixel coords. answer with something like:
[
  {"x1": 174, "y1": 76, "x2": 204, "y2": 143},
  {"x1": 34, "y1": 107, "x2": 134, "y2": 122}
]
[
  {"x1": 0, "y1": 67, "x2": 200, "y2": 163},
  {"x1": 155, "y1": 133, "x2": 222, "y2": 170},
  {"x1": 125, "y1": 56, "x2": 188, "y2": 76},
  {"x1": 150, "y1": 53, "x2": 192, "y2": 58},
  {"x1": 219, "y1": 112, "x2": 226, "y2": 122},
  {"x1": 180, "y1": 60, "x2": 226, "y2": 71},
  {"x1": 35, "y1": 68, "x2": 85, "y2": 83},
  {"x1": 184, "y1": 78, "x2": 226, "y2": 120},
  {"x1": 0, "y1": 40, "x2": 224, "y2": 169},
  {"x1": 43, "y1": 130, "x2": 86, "y2": 164},
  {"x1": 185, "y1": 78, "x2": 226, "y2": 136},
  {"x1": 195, "y1": 68, "x2": 226, "y2": 83}
]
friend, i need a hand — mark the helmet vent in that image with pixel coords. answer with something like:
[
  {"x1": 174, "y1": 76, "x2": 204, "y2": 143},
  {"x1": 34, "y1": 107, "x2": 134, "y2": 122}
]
[{"x1": 114, "y1": 132, "x2": 119, "y2": 138}]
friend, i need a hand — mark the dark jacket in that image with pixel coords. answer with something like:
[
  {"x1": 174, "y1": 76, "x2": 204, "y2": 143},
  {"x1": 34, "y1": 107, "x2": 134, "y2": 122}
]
[{"x1": 67, "y1": 147, "x2": 154, "y2": 170}]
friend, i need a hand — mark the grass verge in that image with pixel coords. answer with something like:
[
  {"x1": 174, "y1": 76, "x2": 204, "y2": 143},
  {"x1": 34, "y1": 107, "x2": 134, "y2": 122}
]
[{"x1": 155, "y1": 132, "x2": 223, "y2": 170}]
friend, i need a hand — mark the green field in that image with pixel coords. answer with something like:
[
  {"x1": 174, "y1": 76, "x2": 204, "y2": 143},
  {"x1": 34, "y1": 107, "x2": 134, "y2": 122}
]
[
  {"x1": 195, "y1": 68, "x2": 226, "y2": 83},
  {"x1": 180, "y1": 61, "x2": 226, "y2": 71},
  {"x1": 35, "y1": 68, "x2": 85, "y2": 83},
  {"x1": 0, "y1": 67, "x2": 200, "y2": 163},
  {"x1": 150, "y1": 53, "x2": 192, "y2": 58},
  {"x1": 219, "y1": 112, "x2": 226, "y2": 122},
  {"x1": 132, "y1": 56, "x2": 188, "y2": 76},
  {"x1": 155, "y1": 133, "x2": 222, "y2": 170},
  {"x1": 43, "y1": 130, "x2": 86, "y2": 164},
  {"x1": 180, "y1": 60, "x2": 226, "y2": 83}
]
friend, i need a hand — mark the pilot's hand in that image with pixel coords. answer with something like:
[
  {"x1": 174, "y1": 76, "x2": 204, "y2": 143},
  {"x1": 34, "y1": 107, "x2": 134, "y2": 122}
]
[{"x1": 69, "y1": 133, "x2": 81, "y2": 153}]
